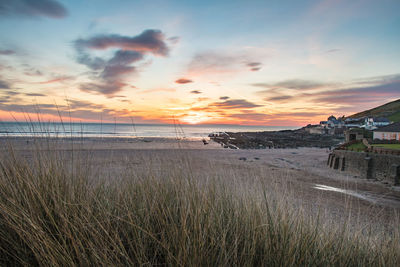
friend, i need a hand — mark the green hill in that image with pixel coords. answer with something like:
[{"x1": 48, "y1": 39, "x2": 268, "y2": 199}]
[{"x1": 348, "y1": 99, "x2": 400, "y2": 122}]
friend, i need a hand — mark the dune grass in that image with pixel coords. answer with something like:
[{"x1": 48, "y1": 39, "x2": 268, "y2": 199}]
[{"x1": 0, "y1": 140, "x2": 399, "y2": 266}]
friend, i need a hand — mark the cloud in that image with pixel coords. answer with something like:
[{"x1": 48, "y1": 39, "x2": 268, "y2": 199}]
[
  {"x1": 219, "y1": 96, "x2": 230, "y2": 100},
  {"x1": 353, "y1": 73, "x2": 400, "y2": 86},
  {"x1": 227, "y1": 112, "x2": 269, "y2": 121},
  {"x1": 253, "y1": 79, "x2": 332, "y2": 91},
  {"x1": 66, "y1": 99, "x2": 105, "y2": 110},
  {"x1": 265, "y1": 95, "x2": 293, "y2": 102},
  {"x1": 75, "y1": 29, "x2": 171, "y2": 95},
  {"x1": 186, "y1": 50, "x2": 266, "y2": 78},
  {"x1": 224, "y1": 110, "x2": 326, "y2": 125},
  {"x1": 25, "y1": 93, "x2": 45, "y2": 97},
  {"x1": 79, "y1": 82, "x2": 128, "y2": 96},
  {"x1": 190, "y1": 90, "x2": 202, "y2": 94},
  {"x1": 325, "y1": 49, "x2": 341, "y2": 53},
  {"x1": 0, "y1": 79, "x2": 10, "y2": 89},
  {"x1": 107, "y1": 50, "x2": 143, "y2": 65},
  {"x1": 24, "y1": 69, "x2": 43, "y2": 76},
  {"x1": 175, "y1": 78, "x2": 193, "y2": 84},
  {"x1": 37, "y1": 76, "x2": 71, "y2": 84},
  {"x1": 190, "y1": 100, "x2": 263, "y2": 113},
  {"x1": 21, "y1": 64, "x2": 43, "y2": 76},
  {"x1": 273, "y1": 111, "x2": 323, "y2": 117},
  {"x1": 0, "y1": 49, "x2": 15, "y2": 55},
  {"x1": 167, "y1": 36, "x2": 180, "y2": 44},
  {"x1": 0, "y1": 0, "x2": 68, "y2": 19},
  {"x1": 247, "y1": 62, "x2": 262, "y2": 72},
  {"x1": 76, "y1": 53, "x2": 106, "y2": 71},
  {"x1": 210, "y1": 99, "x2": 262, "y2": 109},
  {"x1": 188, "y1": 51, "x2": 241, "y2": 76},
  {"x1": 75, "y1": 29, "x2": 169, "y2": 56},
  {"x1": 259, "y1": 74, "x2": 400, "y2": 109},
  {"x1": 313, "y1": 80, "x2": 400, "y2": 105},
  {"x1": 250, "y1": 67, "x2": 261, "y2": 72},
  {"x1": 1, "y1": 90, "x2": 19, "y2": 96},
  {"x1": 100, "y1": 50, "x2": 142, "y2": 80},
  {"x1": 247, "y1": 62, "x2": 262, "y2": 67},
  {"x1": 100, "y1": 65, "x2": 136, "y2": 81},
  {"x1": 140, "y1": 88, "x2": 176, "y2": 94},
  {"x1": 0, "y1": 103, "x2": 107, "y2": 121},
  {"x1": 0, "y1": 99, "x2": 155, "y2": 123}
]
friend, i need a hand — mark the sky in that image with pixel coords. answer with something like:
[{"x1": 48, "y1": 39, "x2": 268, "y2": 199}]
[{"x1": 0, "y1": 0, "x2": 399, "y2": 126}]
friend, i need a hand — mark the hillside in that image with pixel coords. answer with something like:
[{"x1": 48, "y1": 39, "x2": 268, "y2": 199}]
[{"x1": 348, "y1": 99, "x2": 400, "y2": 122}]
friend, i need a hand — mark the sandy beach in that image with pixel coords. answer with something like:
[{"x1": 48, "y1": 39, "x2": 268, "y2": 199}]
[
  {"x1": 1, "y1": 136, "x2": 400, "y2": 265},
  {"x1": 2, "y1": 136, "x2": 399, "y2": 231}
]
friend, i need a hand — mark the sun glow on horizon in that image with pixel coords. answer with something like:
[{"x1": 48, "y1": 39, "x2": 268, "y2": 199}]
[{"x1": 178, "y1": 112, "x2": 210, "y2": 124}]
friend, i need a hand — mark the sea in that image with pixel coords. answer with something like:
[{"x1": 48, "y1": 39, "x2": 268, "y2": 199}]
[{"x1": 0, "y1": 122, "x2": 298, "y2": 139}]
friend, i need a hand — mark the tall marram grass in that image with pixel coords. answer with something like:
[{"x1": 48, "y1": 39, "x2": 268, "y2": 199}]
[{"x1": 0, "y1": 140, "x2": 399, "y2": 266}]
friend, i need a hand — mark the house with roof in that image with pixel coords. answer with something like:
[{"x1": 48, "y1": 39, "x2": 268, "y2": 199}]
[
  {"x1": 319, "y1": 115, "x2": 345, "y2": 135},
  {"x1": 326, "y1": 115, "x2": 344, "y2": 129},
  {"x1": 305, "y1": 124, "x2": 326, "y2": 134},
  {"x1": 345, "y1": 128, "x2": 366, "y2": 142},
  {"x1": 373, "y1": 122, "x2": 400, "y2": 141},
  {"x1": 364, "y1": 117, "x2": 391, "y2": 130},
  {"x1": 344, "y1": 117, "x2": 364, "y2": 128}
]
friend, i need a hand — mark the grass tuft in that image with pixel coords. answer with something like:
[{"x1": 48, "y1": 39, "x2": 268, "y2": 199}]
[{"x1": 0, "y1": 140, "x2": 399, "y2": 266}]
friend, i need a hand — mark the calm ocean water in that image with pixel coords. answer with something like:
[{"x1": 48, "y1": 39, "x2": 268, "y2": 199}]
[{"x1": 0, "y1": 122, "x2": 298, "y2": 139}]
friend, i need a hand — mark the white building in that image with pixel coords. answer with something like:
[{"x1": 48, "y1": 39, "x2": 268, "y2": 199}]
[
  {"x1": 373, "y1": 122, "x2": 400, "y2": 140},
  {"x1": 344, "y1": 117, "x2": 364, "y2": 128},
  {"x1": 364, "y1": 117, "x2": 391, "y2": 130}
]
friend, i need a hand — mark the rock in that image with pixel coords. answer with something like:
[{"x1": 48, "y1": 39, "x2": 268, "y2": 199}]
[
  {"x1": 239, "y1": 157, "x2": 247, "y2": 161},
  {"x1": 227, "y1": 143, "x2": 239, "y2": 149},
  {"x1": 208, "y1": 128, "x2": 343, "y2": 149}
]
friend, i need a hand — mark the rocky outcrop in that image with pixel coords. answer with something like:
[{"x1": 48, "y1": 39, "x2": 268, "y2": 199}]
[{"x1": 209, "y1": 128, "x2": 343, "y2": 149}]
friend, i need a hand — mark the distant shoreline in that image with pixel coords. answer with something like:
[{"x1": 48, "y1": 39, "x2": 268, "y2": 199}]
[
  {"x1": 0, "y1": 121, "x2": 298, "y2": 128},
  {"x1": 0, "y1": 122, "x2": 299, "y2": 139}
]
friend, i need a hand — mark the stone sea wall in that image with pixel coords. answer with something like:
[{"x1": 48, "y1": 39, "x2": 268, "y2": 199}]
[{"x1": 328, "y1": 150, "x2": 400, "y2": 185}]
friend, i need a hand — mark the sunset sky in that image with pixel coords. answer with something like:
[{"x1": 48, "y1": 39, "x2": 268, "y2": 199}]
[{"x1": 0, "y1": 0, "x2": 399, "y2": 126}]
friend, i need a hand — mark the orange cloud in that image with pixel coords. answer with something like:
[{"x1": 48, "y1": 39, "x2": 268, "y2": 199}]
[
  {"x1": 37, "y1": 76, "x2": 71, "y2": 84},
  {"x1": 175, "y1": 78, "x2": 193, "y2": 84}
]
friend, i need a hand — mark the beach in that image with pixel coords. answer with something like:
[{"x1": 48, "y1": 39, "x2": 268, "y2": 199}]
[
  {"x1": 2, "y1": 136, "x2": 399, "y2": 229},
  {"x1": 1, "y1": 136, "x2": 399, "y2": 265}
]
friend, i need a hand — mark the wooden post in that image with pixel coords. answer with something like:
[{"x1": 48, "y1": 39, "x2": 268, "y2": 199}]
[
  {"x1": 329, "y1": 155, "x2": 335, "y2": 168},
  {"x1": 391, "y1": 164, "x2": 400, "y2": 185},
  {"x1": 364, "y1": 157, "x2": 373, "y2": 179},
  {"x1": 333, "y1": 157, "x2": 339, "y2": 170},
  {"x1": 339, "y1": 157, "x2": 345, "y2": 171},
  {"x1": 327, "y1": 153, "x2": 333, "y2": 166}
]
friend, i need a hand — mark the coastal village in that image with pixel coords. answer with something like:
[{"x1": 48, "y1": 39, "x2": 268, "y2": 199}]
[
  {"x1": 210, "y1": 99, "x2": 400, "y2": 186},
  {"x1": 304, "y1": 115, "x2": 392, "y2": 137}
]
